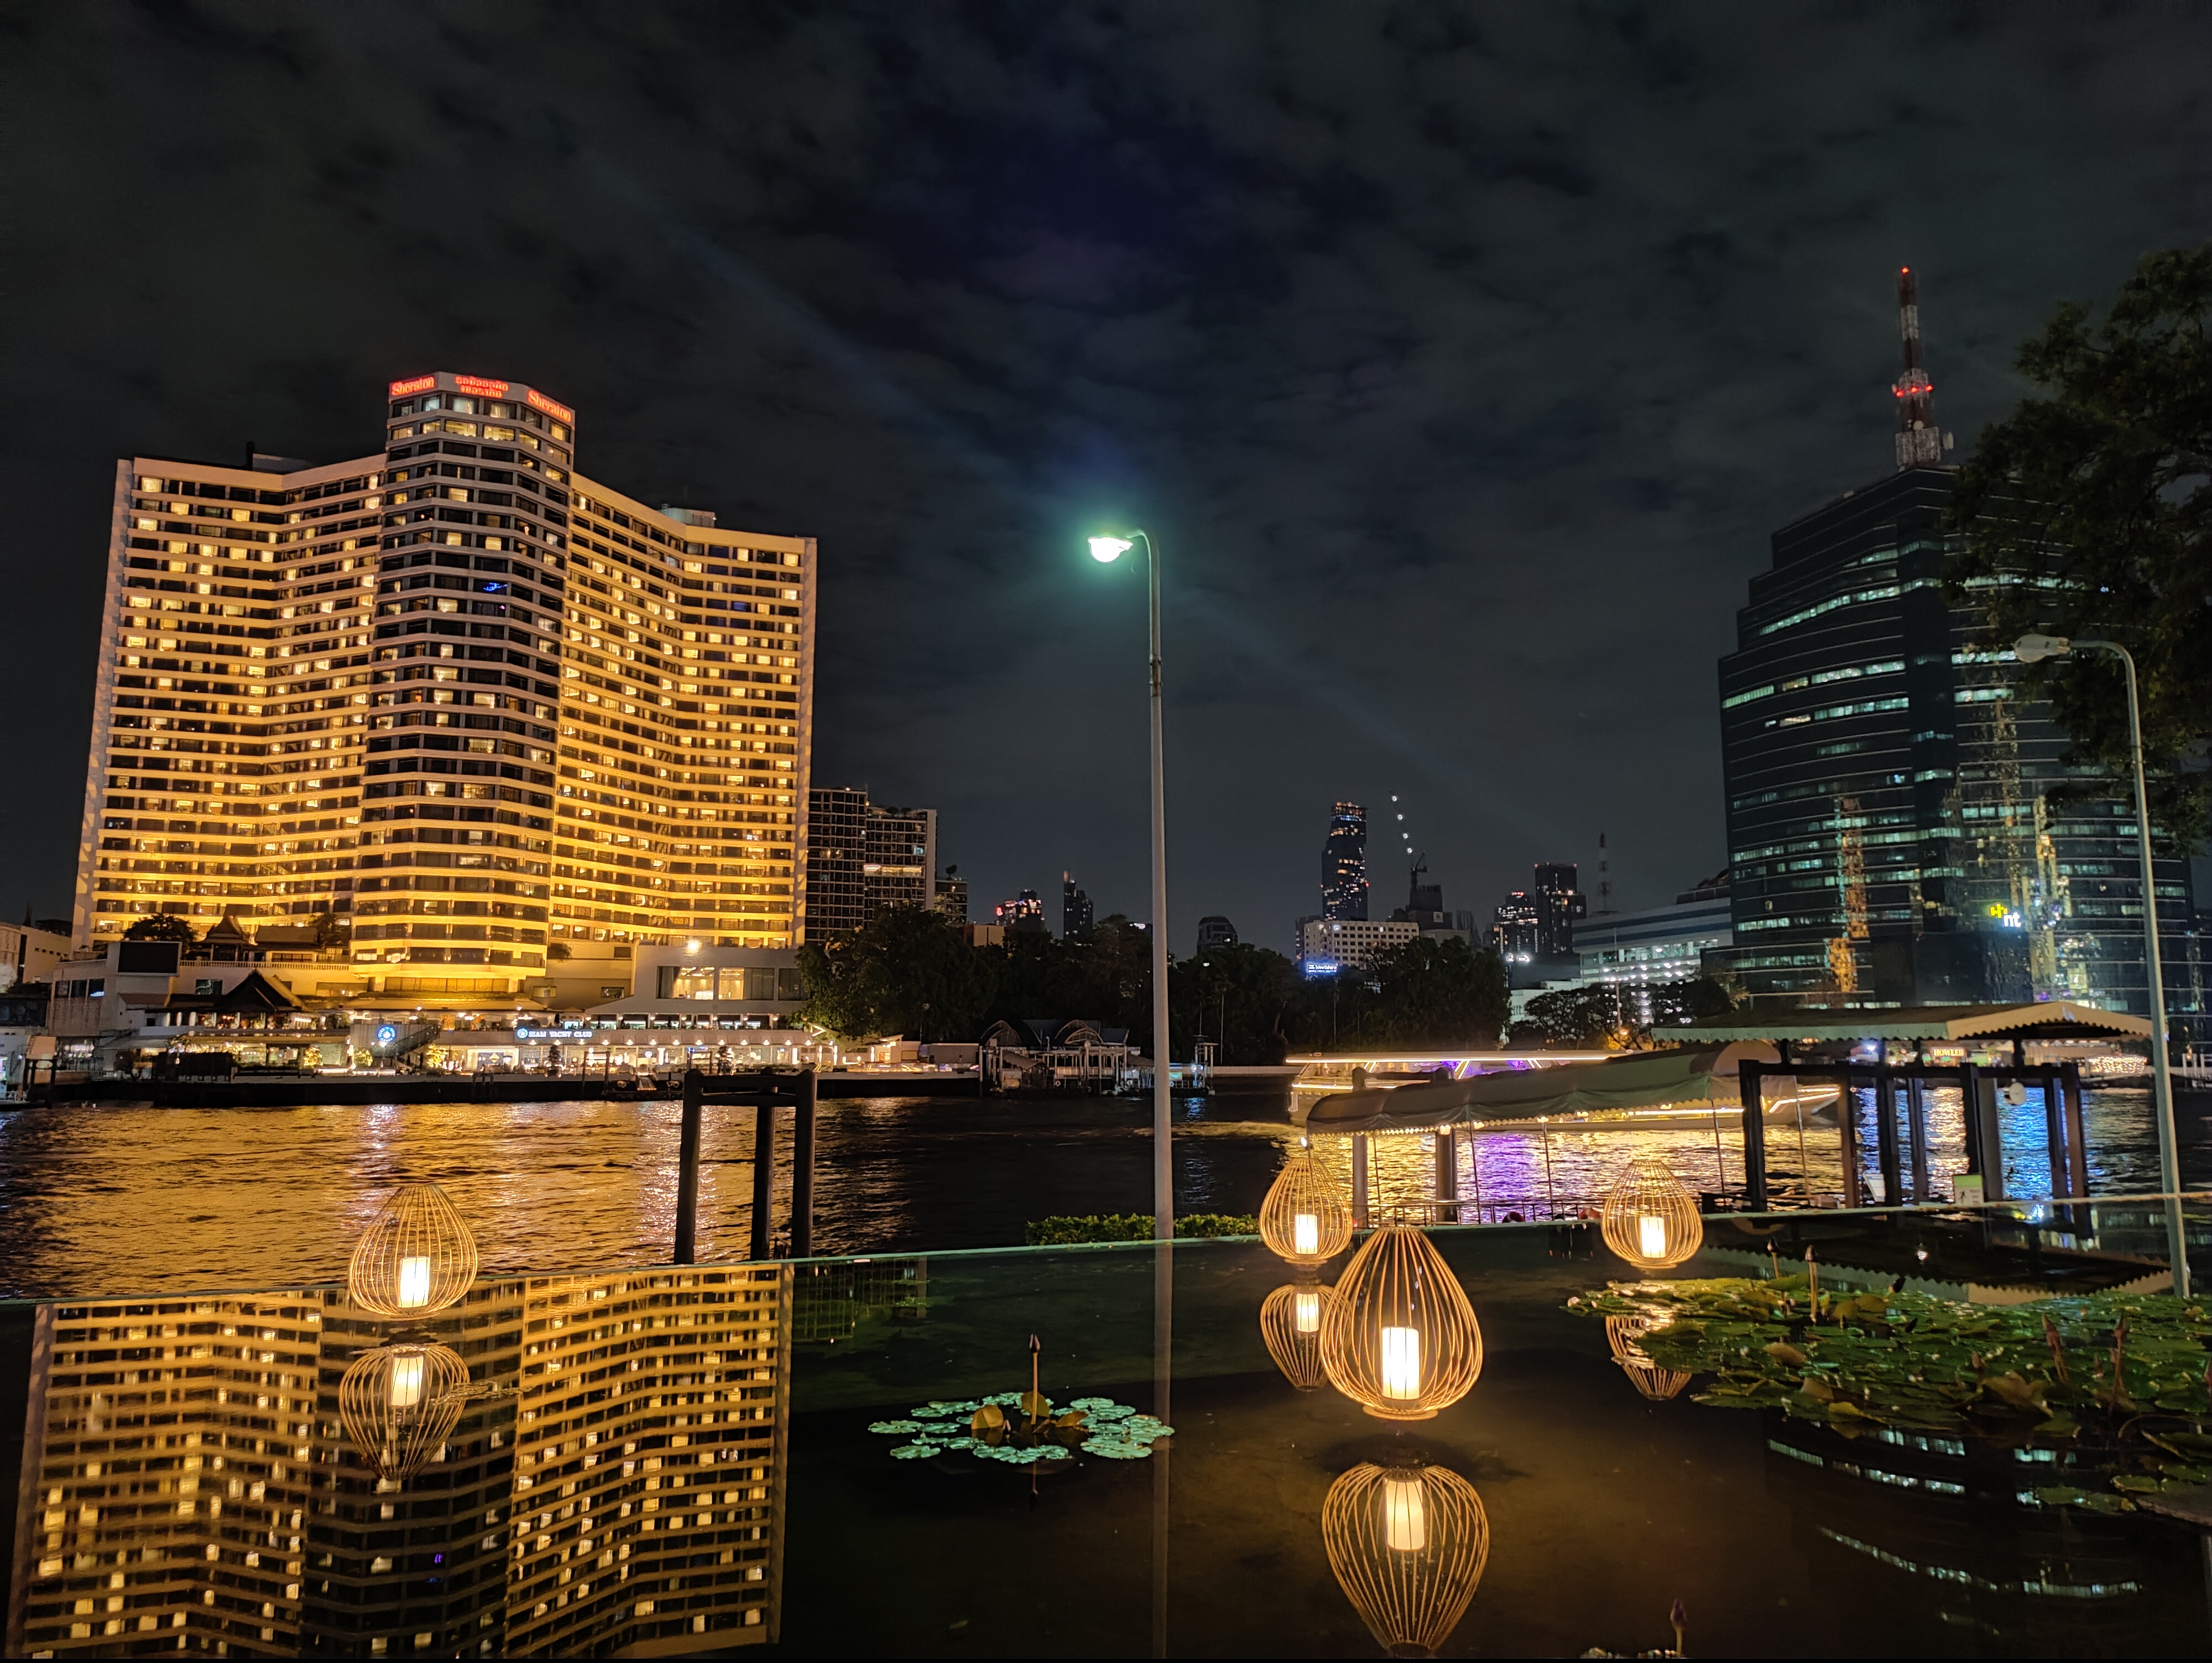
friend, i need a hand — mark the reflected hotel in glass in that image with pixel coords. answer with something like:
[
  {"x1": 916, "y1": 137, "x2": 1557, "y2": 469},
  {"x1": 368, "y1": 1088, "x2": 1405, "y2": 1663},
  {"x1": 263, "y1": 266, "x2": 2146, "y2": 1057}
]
[
  {"x1": 6, "y1": 1267, "x2": 793, "y2": 1657},
  {"x1": 70, "y1": 372, "x2": 816, "y2": 1004}
]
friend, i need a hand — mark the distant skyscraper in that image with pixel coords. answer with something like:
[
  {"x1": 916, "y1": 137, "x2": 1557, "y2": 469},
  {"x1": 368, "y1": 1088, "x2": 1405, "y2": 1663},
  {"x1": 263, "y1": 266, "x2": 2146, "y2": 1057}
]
[
  {"x1": 1531, "y1": 862, "x2": 1585, "y2": 960},
  {"x1": 934, "y1": 865, "x2": 968, "y2": 924},
  {"x1": 995, "y1": 888, "x2": 1046, "y2": 934},
  {"x1": 803, "y1": 787, "x2": 935, "y2": 940},
  {"x1": 1322, "y1": 801, "x2": 1368, "y2": 921},
  {"x1": 1060, "y1": 872, "x2": 1094, "y2": 937},
  {"x1": 1195, "y1": 914, "x2": 1238, "y2": 952},
  {"x1": 1491, "y1": 892, "x2": 1539, "y2": 964}
]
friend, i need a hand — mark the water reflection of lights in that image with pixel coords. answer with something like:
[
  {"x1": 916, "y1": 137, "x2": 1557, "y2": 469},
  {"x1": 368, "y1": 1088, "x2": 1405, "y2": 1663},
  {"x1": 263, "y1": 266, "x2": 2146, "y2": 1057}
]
[
  {"x1": 1322, "y1": 1461, "x2": 1490, "y2": 1656},
  {"x1": 1259, "y1": 1279, "x2": 1344, "y2": 1389},
  {"x1": 338, "y1": 1342, "x2": 471, "y2": 1479},
  {"x1": 1604, "y1": 1314, "x2": 1692, "y2": 1401}
]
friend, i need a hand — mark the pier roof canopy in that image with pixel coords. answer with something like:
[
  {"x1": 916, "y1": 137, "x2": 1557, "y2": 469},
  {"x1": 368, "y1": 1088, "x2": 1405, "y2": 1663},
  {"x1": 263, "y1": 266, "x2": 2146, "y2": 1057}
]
[
  {"x1": 1664, "y1": 1001, "x2": 2151, "y2": 1045},
  {"x1": 1299, "y1": 1042, "x2": 1779, "y2": 1134}
]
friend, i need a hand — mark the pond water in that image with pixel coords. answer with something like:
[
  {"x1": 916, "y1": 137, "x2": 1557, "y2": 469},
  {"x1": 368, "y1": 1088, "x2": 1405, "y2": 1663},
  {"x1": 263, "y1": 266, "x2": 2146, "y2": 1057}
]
[
  {"x1": 6, "y1": 1229, "x2": 2208, "y2": 1658},
  {"x1": 0, "y1": 1085, "x2": 2201, "y2": 1298}
]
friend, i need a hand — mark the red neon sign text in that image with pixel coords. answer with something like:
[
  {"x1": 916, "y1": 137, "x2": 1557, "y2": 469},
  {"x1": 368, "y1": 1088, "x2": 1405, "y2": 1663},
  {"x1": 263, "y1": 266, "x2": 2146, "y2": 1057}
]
[
  {"x1": 453, "y1": 375, "x2": 511, "y2": 398},
  {"x1": 389, "y1": 375, "x2": 437, "y2": 398},
  {"x1": 525, "y1": 387, "x2": 575, "y2": 424}
]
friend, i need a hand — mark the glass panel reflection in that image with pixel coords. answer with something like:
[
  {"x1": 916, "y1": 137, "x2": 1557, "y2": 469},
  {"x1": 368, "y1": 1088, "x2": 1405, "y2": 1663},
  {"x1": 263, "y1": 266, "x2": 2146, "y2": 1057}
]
[{"x1": 7, "y1": 1267, "x2": 789, "y2": 1657}]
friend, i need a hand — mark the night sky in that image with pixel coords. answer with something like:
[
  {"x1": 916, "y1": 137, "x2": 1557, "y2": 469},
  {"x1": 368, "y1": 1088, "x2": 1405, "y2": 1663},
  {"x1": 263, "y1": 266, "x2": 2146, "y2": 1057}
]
[{"x1": 7, "y1": 4, "x2": 2211, "y2": 951}]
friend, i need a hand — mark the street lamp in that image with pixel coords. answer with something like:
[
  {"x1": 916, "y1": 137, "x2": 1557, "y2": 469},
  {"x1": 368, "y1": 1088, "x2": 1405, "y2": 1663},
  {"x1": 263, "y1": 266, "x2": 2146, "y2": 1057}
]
[
  {"x1": 2014, "y1": 632, "x2": 2188, "y2": 1294},
  {"x1": 1089, "y1": 529, "x2": 1172, "y2": 1240}
]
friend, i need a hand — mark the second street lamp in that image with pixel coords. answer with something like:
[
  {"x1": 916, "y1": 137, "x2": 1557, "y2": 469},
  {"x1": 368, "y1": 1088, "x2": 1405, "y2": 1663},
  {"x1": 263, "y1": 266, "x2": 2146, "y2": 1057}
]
[
  {"x1": 2014, "y1": 632, "x2": 2189, "y2": 1295},
  {"x1": 1089, "y1": 530, "x2": 1173, "y2": 1241}
]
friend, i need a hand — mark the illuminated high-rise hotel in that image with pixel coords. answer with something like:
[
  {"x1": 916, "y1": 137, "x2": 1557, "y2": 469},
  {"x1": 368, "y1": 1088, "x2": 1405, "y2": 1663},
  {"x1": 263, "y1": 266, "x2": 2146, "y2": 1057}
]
[{"x1": 70, "y1": 372, "x2": 815, "y2": 1002}]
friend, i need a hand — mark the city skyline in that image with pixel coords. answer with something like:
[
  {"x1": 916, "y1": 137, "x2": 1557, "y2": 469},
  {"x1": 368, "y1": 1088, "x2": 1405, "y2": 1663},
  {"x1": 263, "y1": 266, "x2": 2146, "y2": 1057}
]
[{"x1": 7, "y1": 9, "x2": 2212, "y2": 955}]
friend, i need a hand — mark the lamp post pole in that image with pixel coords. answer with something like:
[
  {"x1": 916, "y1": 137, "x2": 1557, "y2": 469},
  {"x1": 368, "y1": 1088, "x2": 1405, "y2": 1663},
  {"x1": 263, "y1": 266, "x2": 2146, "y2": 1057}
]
[
  {"x1": 1092, "y1": 529, "x2": 1174, "y2": 1241},
  {"x1": 2017, "y1": 634, "x2": 2188, "y2": 1295},
  {"x1": 1139, "y1": 530, "x2": 1172, "y2": 1243}
]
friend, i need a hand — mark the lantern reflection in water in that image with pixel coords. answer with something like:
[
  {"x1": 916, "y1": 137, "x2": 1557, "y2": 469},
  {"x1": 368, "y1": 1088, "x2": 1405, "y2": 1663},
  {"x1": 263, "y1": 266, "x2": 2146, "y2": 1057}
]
[
  {"x1": 1323, "y1": 1461, "x2": 1490, "y2": 1657},
  {"x1": 1598, "y1": 1156, "x2": 1704, "y2": 1272},
  {"x1": 1604, "y1": 1314, "x2": 1692, "y2": 1401},
  {"x1": 1259, "y1": 1280, "x2": 1345, "y2": 1390},
  {"x1": 347, "y1": 1182, "x2": 481, "y2": 1316},
  {"x1": 338, "y1": 1342, "x2": 471, "y2": 1481},
  {"x1": 1260, "y1": 1147, "x2": 1355, "y2": 1268},
  {"x1": 1321, "y1": 1224, "x2": 1482, "y2": 1421}
]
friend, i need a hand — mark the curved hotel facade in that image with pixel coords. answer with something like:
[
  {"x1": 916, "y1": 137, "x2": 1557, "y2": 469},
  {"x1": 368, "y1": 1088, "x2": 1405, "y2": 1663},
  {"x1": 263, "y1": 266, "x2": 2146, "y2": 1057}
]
[{"x1": 70, "y1": 372, "x2": 815, "y2": 1004}]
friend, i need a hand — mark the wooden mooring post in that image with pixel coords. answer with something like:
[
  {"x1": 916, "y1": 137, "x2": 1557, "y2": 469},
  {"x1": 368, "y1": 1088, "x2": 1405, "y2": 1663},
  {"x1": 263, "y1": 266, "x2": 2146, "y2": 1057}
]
[{"x1": 672, "y1": 1068, "x2": 817, "y2": 1265}]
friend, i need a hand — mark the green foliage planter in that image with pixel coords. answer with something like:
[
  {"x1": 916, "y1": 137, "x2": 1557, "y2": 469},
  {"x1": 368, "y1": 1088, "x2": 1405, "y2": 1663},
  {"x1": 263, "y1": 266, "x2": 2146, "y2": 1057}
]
[
  {"x1": 1025, "y1": 1214, "x2": 1257, "y2": 1246},
  {"x1": 1570, "y1": 1277, "x2": 2212, "y2": 1512}
]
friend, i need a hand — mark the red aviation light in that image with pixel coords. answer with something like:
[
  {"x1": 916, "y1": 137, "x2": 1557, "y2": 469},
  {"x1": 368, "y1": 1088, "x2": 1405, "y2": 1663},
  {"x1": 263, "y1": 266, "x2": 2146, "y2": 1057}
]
[
  {"x1": 389, "y1": 374, "x2": 437, "y2": 397},
  {"x1": 453, "y1": 374, "x2": 511, "y2": 397},
  {"x1": 525, "y1": 387, "x2": 575, "y2": 423}
]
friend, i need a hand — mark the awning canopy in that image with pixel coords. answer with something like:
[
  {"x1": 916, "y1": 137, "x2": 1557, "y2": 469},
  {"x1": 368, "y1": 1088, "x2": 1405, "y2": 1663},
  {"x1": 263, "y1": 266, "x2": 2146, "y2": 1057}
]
[
  {"x1": 1665, "y1": 1001, "x2": 2151, "y2": 1045},
  {"x1": 1299, "y1": 1042, "x2": 1779, "y2": 1134}
]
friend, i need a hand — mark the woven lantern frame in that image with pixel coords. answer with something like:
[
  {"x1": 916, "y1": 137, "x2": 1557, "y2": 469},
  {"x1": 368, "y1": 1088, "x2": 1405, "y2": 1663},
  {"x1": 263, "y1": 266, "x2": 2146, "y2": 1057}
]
[
  {"x1": 1321, "y1": 1223, "x2": 1483, "y2": 1421},
  {"x1": 1604, "y1": 1314, "x2": 1692, "y2": 1402},
  {"x1": 338, "y1": 1342, "x2": 471, "y2": 1480},
  {"x1": 347, "y1": 1183, "x2": 481, "y2": 1317},
  {"x1": 1259, "y1": 1279, "x2": 1345, "y2": 1391},
  {"x1": 1598, "y1": 1156, "x2": 1704, "y2": 1271},
  {"x1": 1322, "y1": 1461, "x2": 1490, "y2": 1658},
  {"x1": 1259, "y1": 1148, "x2": 1355, "y2": 1267}
]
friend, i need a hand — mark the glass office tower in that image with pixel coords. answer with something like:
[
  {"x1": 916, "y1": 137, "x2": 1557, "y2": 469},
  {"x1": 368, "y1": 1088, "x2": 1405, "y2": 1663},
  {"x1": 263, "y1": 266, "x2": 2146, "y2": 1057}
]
[{"x1": 1716, "y1": 464, "x2": 2203, "y2": 1031}]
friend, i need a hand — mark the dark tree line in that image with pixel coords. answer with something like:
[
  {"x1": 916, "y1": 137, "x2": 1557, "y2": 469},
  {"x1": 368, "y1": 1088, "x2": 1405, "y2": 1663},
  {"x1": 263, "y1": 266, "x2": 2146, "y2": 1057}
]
[
  {"x1": 1949, "y1": 245, "x2": 2212, "y2": 851},
  {"x1": 794, "y1": 906, "x2": 1511, "y2": 1062}
]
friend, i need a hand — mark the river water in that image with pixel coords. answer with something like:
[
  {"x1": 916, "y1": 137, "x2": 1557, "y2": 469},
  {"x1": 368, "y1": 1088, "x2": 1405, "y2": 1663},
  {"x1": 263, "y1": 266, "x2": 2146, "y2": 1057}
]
[{"x1": 0, "y1": 1083, "x2": 2199, "y2": 1298}]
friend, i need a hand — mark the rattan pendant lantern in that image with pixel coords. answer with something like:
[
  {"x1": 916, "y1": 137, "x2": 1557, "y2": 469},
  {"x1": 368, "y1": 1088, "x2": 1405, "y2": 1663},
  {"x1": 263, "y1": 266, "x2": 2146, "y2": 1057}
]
[
  {"x1": 1599, "y1": 1157, "x2": 1704, "y2": 1271},
  {"x1": 1321, "y1": 1224, "x2": 1483, "y2": 1420},
  {"x1": 347, "y1": 1183, "x2": 481, "y2": 1316},
  {"x1": 1259, "y1": 1279, "x2": 1345, "y2": 1390},
  {"x1": 1260, "y1": 1147, "x2": 1355, "y2": 1267},
  {"x1": 1323, "y1": 1460, "x2": 1490, "y2": 1657},
  {"x1": 1604, "y1": 1314, "x2": 1692, "y2": 1401},
  {"x1": 338, "y1": 1342, "x2": 470, "y2": 1479}
]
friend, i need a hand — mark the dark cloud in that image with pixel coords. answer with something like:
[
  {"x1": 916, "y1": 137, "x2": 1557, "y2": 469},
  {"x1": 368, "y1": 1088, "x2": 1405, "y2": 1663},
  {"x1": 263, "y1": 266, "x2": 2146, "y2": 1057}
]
[{"x1": 6, "y1": 2, "x2": 2211, "y2": 946}]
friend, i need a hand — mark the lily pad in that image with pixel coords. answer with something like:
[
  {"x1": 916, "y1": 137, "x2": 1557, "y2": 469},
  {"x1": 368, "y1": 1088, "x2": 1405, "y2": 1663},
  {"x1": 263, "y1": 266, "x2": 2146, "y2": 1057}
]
[
  {"x1": 1082, "y1": 1437, "x2": 1152, "y2": 1459},
  {"x1": 868, "y1": 1420, "x2": 922, "y2": 1435}
]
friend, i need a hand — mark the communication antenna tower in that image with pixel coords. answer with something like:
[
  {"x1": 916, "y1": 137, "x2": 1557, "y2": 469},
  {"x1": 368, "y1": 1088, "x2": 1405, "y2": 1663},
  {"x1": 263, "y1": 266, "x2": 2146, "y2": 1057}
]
[{"x1": 1893, "y1": 267, "x2": 1949, "y2": 469}]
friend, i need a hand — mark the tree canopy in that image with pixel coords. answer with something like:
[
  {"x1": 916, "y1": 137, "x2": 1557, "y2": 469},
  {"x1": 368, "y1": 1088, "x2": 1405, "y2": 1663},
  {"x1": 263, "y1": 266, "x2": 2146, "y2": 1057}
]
[
  {"x1": 1949, "y1": 245, "x2": 2212, "y2": 850},
  {"x1": 122, "y1": 914, "x2": 196, "y2": 942},
  {"x1": 793, "y1": 906, "x2": 1511, "y2": 1063}
]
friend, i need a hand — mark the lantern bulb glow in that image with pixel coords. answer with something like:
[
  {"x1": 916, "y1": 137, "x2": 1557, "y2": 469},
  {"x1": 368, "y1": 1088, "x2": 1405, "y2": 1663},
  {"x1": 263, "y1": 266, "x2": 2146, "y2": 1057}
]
[
  {"x1": 1638, "y1": 1214, "x2": 1667, "y2": 1261},
  {"x1": 1383, "y1": 1474, "x2": 1428, "y2": 1553},
  {"x1": 1295, "y1": 1289, "x2": 1322, "y2": 1333},
  {"x1": 388, "y1": 1352, "x2": 425, "y2": 1410},
  {"x1": 1380, "y1": 1326, "x2": 1422, "y2": 1400},
  {"x1": 1088, "y1": 536, "x2": 1133, "y2": 563},
  {"x1": 1293, "y1": 1212, "x2": 1319, "y2": 1257},
  {"x1": 397, "y1": 1255, "x2": 432, "y2": 1310}
]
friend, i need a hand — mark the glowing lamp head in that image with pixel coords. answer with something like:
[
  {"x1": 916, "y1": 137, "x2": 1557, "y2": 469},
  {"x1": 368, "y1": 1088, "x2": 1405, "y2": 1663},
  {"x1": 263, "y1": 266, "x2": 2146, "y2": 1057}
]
[
  {"x1": 685, "y1": 938, "x2": 702, "y2": 954},
  {"x1": 1637, "y1": 1214, "x2": 1667, "y2": 1262},
  {"x1": 1293, "y1": 1212, "x2": 1320, "y2": 1258},
  {"x1": 1379, "y1": 1326, "x2": 1422, "y2": 1400},
  {"x1": 397, "y1": 1255, "x2": 433, "y2": 1310},
  {"x1": 388, "y1": 1351, "x2": 426, "y2": 1410},
  {"x1": 1383, "y1": 1473, "x2": 1428, "y2": 1552},
  {"x1": 1295, "y1": 1289, "x2": 1322, "y2": 1334},
  {"x1": 1088, "y1": 536, "x2": 1133, "y2": 563}
]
